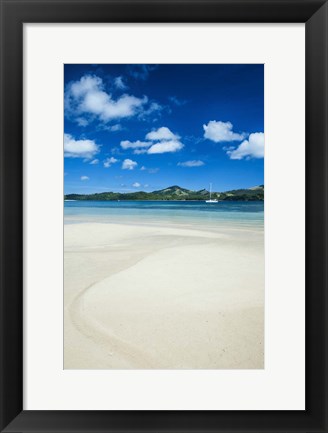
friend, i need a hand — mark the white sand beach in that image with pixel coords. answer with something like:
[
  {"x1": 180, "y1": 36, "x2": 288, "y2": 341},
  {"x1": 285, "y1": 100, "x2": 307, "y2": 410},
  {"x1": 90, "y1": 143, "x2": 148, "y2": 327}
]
[{"x1": 64, "y1": 221, "x2": 264, "y2": 369}]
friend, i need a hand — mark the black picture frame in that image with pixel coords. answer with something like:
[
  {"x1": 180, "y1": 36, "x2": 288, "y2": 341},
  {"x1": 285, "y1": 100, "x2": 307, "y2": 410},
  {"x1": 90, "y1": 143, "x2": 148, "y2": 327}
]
[{"x1": 0, "y1": 1, "x2": 327, "y2": 432}]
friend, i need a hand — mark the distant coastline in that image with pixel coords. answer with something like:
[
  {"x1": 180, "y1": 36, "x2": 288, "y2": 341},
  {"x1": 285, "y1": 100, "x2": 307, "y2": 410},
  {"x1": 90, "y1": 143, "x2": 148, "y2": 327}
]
[{"x1": 64, "y1": 185, "x2": 264, "y2": 202}]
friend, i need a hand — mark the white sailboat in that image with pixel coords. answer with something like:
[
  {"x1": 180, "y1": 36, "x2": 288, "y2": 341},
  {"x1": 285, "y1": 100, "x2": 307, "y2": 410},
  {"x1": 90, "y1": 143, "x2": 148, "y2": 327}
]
[{"x1": 205, "y1": 183, "x2": 218, "y2": 203}]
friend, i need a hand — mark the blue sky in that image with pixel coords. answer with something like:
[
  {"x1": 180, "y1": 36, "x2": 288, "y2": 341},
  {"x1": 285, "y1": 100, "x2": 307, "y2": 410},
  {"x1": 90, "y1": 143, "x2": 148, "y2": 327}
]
[{"x1": 64, "y1": 64, "x2": 264, "y2": 194}]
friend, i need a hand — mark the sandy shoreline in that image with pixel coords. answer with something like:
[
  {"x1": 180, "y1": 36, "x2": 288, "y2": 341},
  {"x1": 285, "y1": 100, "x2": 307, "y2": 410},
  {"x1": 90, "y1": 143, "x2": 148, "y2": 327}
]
[{"x1": 64, "y1": 221, "x2": 264, "y2": 369}]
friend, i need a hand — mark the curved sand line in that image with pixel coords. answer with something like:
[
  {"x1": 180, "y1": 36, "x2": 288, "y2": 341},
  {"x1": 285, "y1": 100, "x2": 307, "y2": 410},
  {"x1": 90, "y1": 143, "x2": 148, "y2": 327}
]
[
  {"x1": 67, "y1": 230, "x2": 222, "y2": 368},
  {"x1": 69, "y1": 265, "x2": 161, "y2": 369},
  {"x1": 64, "y1": 222, "x2": 264, "y2": 369}
]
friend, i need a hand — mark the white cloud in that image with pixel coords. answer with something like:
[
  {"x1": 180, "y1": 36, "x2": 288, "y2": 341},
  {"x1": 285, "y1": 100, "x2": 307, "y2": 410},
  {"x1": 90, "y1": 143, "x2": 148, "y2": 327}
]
[
  {"x1": 114, "y1": 76, "x2": 127, "y2": 90},
  {"x1": 80, "y1": 176, "x2": 89, "y2": 181},
  {"x1": 139, "y1": 102, "x2": 163, "y2": 119},
  {"x1": 203, "y1": 121, "x2": 263, "y2": 161},
  {"x1": 90, "y1": 159, "x2": 99, "y2": 165},
  {"x1": 88, "y1": 93, "x2": 146, "y2": 121},
  {"x1": 122, "y1": 159, "x2": 138, "y2": 170},
  {"x1": 120, "y1": 127, "x2": 184, "y2": 155},
  {"x1": 227, "y1": 132, "x2": 264, "y2": 160},
  {"x1": 140, "y1": 166, "x2": 146, "y2": 171},
  {"x1": 110, "y1": 124, "x2": 122, "y2": 131},
  {"x1": 178, "y1": 160, "x2": 205, "y2": 167},
  {"x1": 146, "y1": 126, "x2": 179, "y2": 141},
  {"x1": 120, "y1": 140, "x2": 151, "y2": 150},
  {"x1": 146, "y1": 127, "x2": 183, "y2": 153},
  {"x1": 147, "y1": 140, "x2": 183, "y2": 154},
  {"x1": 103, "y1": 157, "x2": 118, "y2": 168},
  {"x1": 110, "y1": 147, "x2": 123, "y2": 155},
  {"x1": 132, "y1": 182, "x2": 141, "y2": 188},
  {"x1": 222, "y1": 145, "x2": 235, "y2": 151},
  {"x1": 203, "y1": 120, "x2": 245, "y2": 142},
  {"x1": 76, "y1": 117, "x2": 89, "y2": 127},
  {"x1": 65, "y1": 74, "x2": 148, "y2": 123},
  {"x1": 169, "y1": 96, "x2": 187, "y2": 106},
  {"x1": 64, "y1": 133, "x2": 100, "y2": 159},
  {"x1": 100, "y1": 123, "x2": 122, "y2": 132}
]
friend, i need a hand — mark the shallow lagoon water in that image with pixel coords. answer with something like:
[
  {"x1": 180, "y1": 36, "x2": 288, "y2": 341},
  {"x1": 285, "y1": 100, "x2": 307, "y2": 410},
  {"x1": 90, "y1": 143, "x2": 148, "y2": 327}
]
[{"x1": 64, "y1": 200, "x2": 264, "y2": 229}]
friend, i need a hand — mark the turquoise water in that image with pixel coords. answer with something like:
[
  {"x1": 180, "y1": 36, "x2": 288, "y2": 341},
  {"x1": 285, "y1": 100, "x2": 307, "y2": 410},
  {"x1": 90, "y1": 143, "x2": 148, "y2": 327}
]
[{"x1": 64, "y1": 200, "x2": 264, "y2": 228}]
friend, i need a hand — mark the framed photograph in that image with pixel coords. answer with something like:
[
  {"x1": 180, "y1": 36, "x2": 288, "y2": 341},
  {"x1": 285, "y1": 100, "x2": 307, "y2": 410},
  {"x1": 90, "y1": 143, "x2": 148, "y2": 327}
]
[
  {"x1": 0, "y1": 0, "x2": 327, "y2": 432},
  {"x1": 63, "y1": 63, "x2": 265, "y2": 371}
]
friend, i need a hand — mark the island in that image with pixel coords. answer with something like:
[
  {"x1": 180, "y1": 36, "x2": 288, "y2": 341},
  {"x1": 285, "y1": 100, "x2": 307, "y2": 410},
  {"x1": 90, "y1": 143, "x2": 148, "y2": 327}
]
[{"x1": 64, "y1": 185, "x2": 264, "y2": 201}]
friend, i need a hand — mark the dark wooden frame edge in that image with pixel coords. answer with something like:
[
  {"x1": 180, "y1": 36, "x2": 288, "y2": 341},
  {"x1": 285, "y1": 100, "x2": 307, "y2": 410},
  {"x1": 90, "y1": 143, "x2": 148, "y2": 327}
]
[{"x1": 0, "y1": 1, "x2": 327, "y2": 432}]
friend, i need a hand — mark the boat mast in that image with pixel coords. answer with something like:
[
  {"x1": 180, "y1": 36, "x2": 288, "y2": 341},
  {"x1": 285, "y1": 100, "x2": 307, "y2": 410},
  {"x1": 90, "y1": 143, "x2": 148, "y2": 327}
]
[{"x1": 209, "y1": 183, "x2": 212, "y2": 200}]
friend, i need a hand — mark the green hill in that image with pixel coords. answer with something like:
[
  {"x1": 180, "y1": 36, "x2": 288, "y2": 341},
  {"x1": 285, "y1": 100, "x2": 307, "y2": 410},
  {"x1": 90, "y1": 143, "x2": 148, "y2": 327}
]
[{"x1": 65, "y1": 185, "x2": 264, "y2": 201}]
